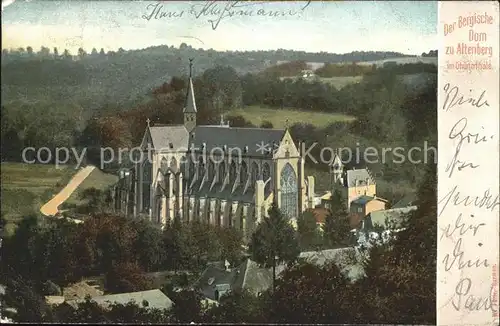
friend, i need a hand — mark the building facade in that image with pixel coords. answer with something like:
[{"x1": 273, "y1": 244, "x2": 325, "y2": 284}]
[
  {"x1": 114, "y1": 62, "x2": 315, "y2": 238},
  {"x1": 329, "y1": 154, "x2": 377, "y2": 209}
]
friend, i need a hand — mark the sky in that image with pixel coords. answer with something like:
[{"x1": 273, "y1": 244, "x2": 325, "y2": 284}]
[{"x1": 1, "y1": 0, "x2": 438, "y2": 55}]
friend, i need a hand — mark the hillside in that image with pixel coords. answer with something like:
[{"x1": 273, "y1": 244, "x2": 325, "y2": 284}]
[{"x1": 1, "y1": 46, "x2": 425, "y2": 111}]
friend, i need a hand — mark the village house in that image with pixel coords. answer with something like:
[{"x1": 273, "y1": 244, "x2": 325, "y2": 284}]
[
  {"x1": 113, "y1": 60, "x2": 316, "y2": 239},
  {"x1": 321, "y1": 154, "x2": 379, "y2": 210},
  {"x1": 360, "y1": 205, "x2": 417, "y2": 232},
  {"x1": 192, "y1": 259, "x2": 273, "y2": 301},
  {"x1": 348, "y1": 195, "x2": 387, "y2": 228}
]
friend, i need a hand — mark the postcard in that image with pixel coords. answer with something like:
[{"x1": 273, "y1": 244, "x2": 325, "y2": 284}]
[{"x1": 0, "y1": 1, "x2": 498, "y2": 325}]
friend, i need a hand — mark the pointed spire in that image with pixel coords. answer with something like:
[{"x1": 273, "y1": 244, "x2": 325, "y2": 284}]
[
  {"x1": 183, "y1": 58, "x2": 197, "y2": 113},
  {"x1": 146, "y1": 118, "x2": 150, "y2": 127}
]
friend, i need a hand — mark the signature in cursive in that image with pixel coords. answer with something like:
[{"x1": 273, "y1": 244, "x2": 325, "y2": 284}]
[
  {"x1": 451, "y1": 278, "x2": 499, "y2": 313},
  {"x1": 142, "y1": 1, "x2": 312, "y2": 30},
  {"x1": 442, "y1": 83, "x2": 490, "y2": 112},
  {"x1": 445, "y1": 117, "x2": 494, "y2": 177}
]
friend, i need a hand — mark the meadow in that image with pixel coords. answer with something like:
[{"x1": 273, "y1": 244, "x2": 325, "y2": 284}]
[
  {"x1": 228, "y1": 106, "x2": 356, "y2": 129},
  {"x1": 1, "y1": 163, "x2": 118, "y2": 233},
  {"x1": 280, "y1": 76, "x2": 363, "y2": 89},
  {"x1": 1, "y1": 163, "x2": 75, "y2": 231},
  {"x1": 65, "y1": 168, "x2": 118, "y2": 207}
]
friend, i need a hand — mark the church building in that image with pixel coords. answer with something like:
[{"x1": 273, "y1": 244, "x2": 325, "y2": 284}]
[{"x1": 114, "y1": 60, "x2": 316, "y2": 238}]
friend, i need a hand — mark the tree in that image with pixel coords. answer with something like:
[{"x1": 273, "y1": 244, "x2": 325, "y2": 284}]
[
  {"x1": 1, "y1": 215, "x2": 41, "y2": 282},
  {"x1": 0, "y1": 274, "x2": 53, "y2": 323},
  {"x1": 26, "y1": 46, "x2": 34, "y2": 56},
  {"x1": 105, "y1": 302, "x2": 171, "y2": 323},
  {"x1": 53, "y1": 47, "x2": 59, "y2": 58},
  {"x1": 77, "y1": 47, "x2": 87, "y2": 60},
  {"x1": 39, "y1": 46, "x2": 50, "y2": 57},
  {"x1": 169, "y1": 289, "x2": 205, "y2": 323},
  {"x1": 162, "y1": 218, "x2": 191, "y2": 270},
  {"x1": 215, "y1": 226, "x2": 243, "y2": 266},
  {"x1": 248, "y1": 203, "x2": 300, "y2": 292},
  {"x1": 297, "y1": 210, "x2": 321, "y2": 250},
  {"x1": 62, "y1": 49, "x2": 71, "y2": 59},
  {"x1": 104, "y1": 261, "x2": 153, "y2": 293},
  {"x1": 52, "y1": 298, "x2": 108, "y2": 323},
  {"x1": 131, "y1": 219, "x2": 164, "y2": 272},
  {"x1": 99, "y1": 48, "x2": 105, "y2": 56},
  {"x1": 78, "y1": 187, "x2": 110, "y2": 214},
  {"x1": 203, "y1": 289, "x2": 264, "y2": 323},
  {"x1": 360, "y1": 160, "x2": 436, "y2": 324},
  {"x1": 91, "y1": 48, "x2": 98, "y2": 56},
  {"x1": 269, "y1": 261, "x2": 353, "y2": 324},
  {"x1": 322, "y1": 189, "x2": 351, "y2": 247}
]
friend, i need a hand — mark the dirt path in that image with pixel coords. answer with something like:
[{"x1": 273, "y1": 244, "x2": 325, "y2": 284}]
[{"x1": 40, "y1": 165, "x2": 96, "y2": 216}]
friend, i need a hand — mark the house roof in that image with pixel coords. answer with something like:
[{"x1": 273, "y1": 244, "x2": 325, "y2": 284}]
[
  {"x1": 189, "y1": 126, "x2": 285, "y2": 158},
  {"x1": 392, "y1": 193, "x2": 417, "y2": 209},
  {"x1": 66, "y1": 289, "x2": 173, "y2": 311},
  {"x1": 148, "y1": 125, "x2": 189, "y2": 151},
  {"x1": 365, "y1": 206, "x2": 417, "y2": 229},
  {"x1": 350, "y1": 195, "x2": 375, "y2": 206},
  {"x1": 234, "y1": 259, "x2": 273, "y2": 295},
  {"x1": 192, "y1": 259, "x2": 273, "y2": 300},
  {"x1": 193, "y1": 265, "x2": 238, "y2": 300},
  {"x1": 63, "y1": 281, "x2": 103, "y2": 301},
  {"x1": 45, "y1": 296, "x2": 65, "y2": 306},
  {"x1": 345, "y1": 168, "x2": 374, "y2": 187}
]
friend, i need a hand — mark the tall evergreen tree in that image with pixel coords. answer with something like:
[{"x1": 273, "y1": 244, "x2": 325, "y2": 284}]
[
  {"x1": 248, "y1": 203, "x2": 300, "y2": 292},
  {"x1": 297, "y1": 210, "x2": 321, "y2": 251},
  {"x1": 322, "y1": 189, "x2": 351, "y2": 247}
]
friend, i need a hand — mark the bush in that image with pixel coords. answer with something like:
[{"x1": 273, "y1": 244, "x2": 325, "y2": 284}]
[{"x1": 260, "y1": 120, "x2": 273, "y2": 128}]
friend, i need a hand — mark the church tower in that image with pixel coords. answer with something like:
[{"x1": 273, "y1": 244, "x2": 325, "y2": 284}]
[
  {"x1": 330, "y1": 154, "x2": 344, "y2": 186},
  {"x1": 183, "y1": 58, "x2": 197, "y2": 133}
]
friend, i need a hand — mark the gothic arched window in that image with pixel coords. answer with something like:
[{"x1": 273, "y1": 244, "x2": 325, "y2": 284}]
[
  {"x1": 208, "y1": 158, "x2": 215, "y2": 182},
  {"x1": 198, "y1": 160, "x2": 205, "y2": 180},
  {"x1": 240, "y1": 161, "x2": 248, "y2": 188},
  {"x1": 218, "y1": 161, "x2": 226, "y2": 185},
  {"x1": 170, "y1": 157, "x2": 178, "y2": 172},
  {"x1": 189, "y1": 160, "x2": 195, "y2": 180},
  {"x1": 229, "y1": 161, "x2": 237, "y2": 188},
  {"x1": 280, "y1": 163, "x2": 298, "y2": 220},
  {"x1": 160, "y1": 158, "x2": 169, "y2": 174},
  {"x1": 262, "y1": 162, "x2": 271, "y2": 193},
  {"x1": 142, "y1": 159, "x2": 152, "y2": 212},
  {"x1": 250, "y1": 162, "x2": 259, "y2": 189},
  {"x1": 156, "y1": 185, "x2": 163, "y2": 224}
]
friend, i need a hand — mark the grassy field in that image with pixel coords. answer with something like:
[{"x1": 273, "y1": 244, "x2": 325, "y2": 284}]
[
  {"x1": 318, "y1": 76, "x2": 363, "y2": 88},
  {"x1": 65, "y1": 168, "x2": 118, "y2": 206},
  {"x1": 228, "y1": 106, "x2": 356, "y2": 129},
  {"x1": 279, "y1": 75, "x2": 363, "y2": 89},
  {"x1": 1, "y1": 162, "x2": 77, "y2": 232}
]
